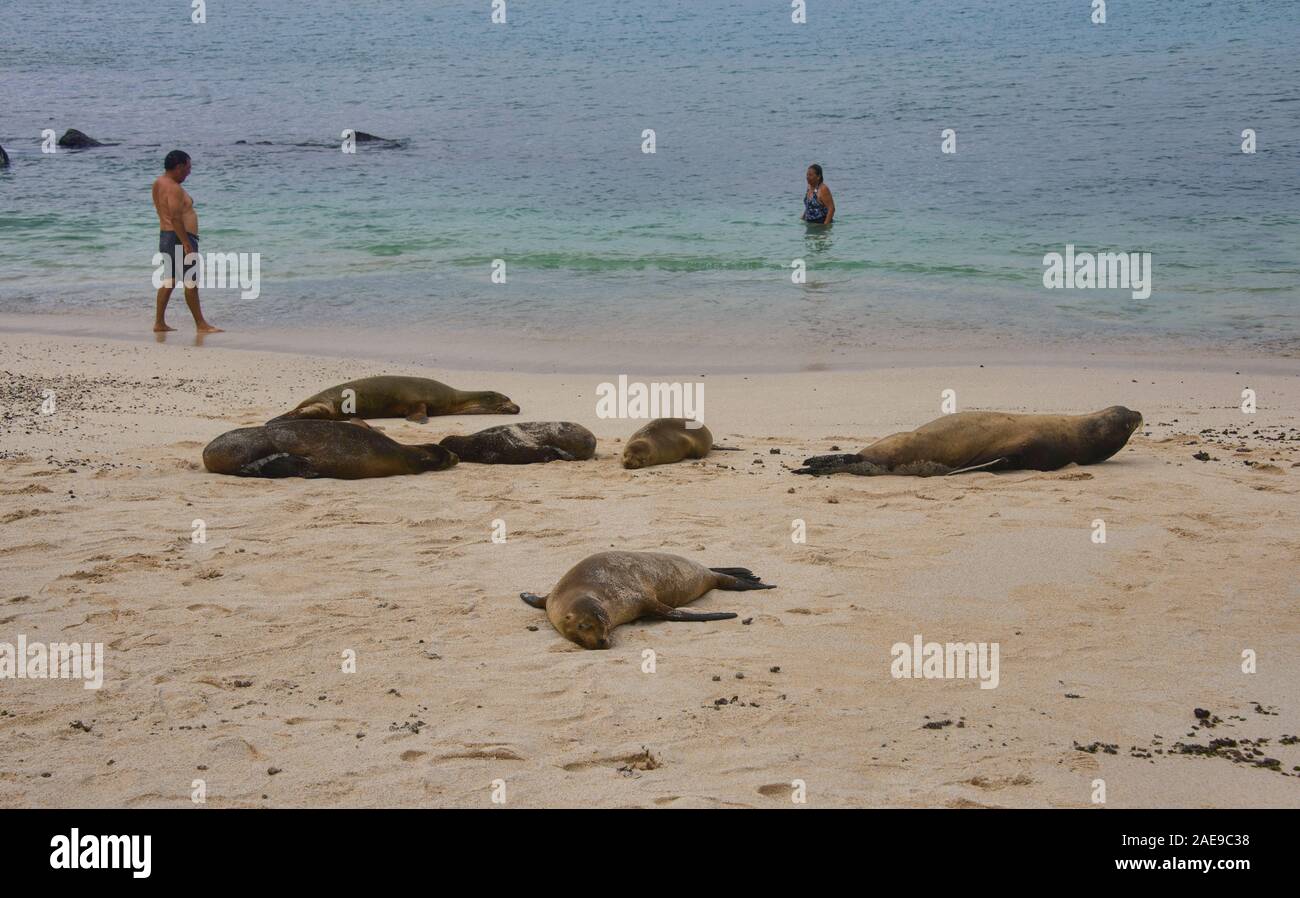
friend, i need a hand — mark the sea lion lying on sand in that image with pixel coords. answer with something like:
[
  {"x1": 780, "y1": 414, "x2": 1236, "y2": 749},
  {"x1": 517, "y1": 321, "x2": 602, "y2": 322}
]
[
  {"x1": 203, "y1": 419, "x2": 457, "y2": 478},
  {"x1": 272, "y1": 375, "x2": 519, "y2": 423},
  {"x1": 520, "y1": 551, "x2": 775, "y2": 650},
  {"x1": 621, "y1": 418, "x2": 737, "y2": 469},
  {"x1": 439, "y1": 422, "x2": 596, "y2": 464},
  {"x1": 795, "y1": 407, "x2": 1142, "y2": 476}
]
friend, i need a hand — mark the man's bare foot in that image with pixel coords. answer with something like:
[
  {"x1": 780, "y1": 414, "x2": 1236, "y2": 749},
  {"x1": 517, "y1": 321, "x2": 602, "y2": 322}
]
[
  {"x1": 196, "y1": 323, "x2": 224, "y2": 333},
  {"x1": 153, "y1": 323, "x2": 176, "y2": 332}
]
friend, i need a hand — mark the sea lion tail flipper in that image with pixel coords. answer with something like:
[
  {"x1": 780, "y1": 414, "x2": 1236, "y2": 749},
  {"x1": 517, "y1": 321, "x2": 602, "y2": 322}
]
[
  {"x1": 793, "y1": 454, "x2": 889, "y2": 476},
  {"x1": 405, "y1": 403, "x2": 429, "y2": 424},
  {"x1": 710, "y1": 568, "x2": 777, "y2": 591},
  {"x1": 793, "y1": 452, "x2": 864, "y2": 475},
  {"x1": 519, "y1": 592, "x2": 548, "y2": 609},
  {"x1": 710, "y1": 566, "x2": 761, "y2": 581}
]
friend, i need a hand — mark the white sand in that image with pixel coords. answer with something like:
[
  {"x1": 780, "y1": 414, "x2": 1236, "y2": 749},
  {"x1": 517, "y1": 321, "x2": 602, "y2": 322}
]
[{"x1": 1, "y1": 329, "x2": 1297, "y2": 807}]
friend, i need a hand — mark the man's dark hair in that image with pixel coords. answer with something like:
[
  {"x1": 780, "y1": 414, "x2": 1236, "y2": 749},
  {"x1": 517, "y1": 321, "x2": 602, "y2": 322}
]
[
  {"x1": 808, "y1": 163, "x2": 824, "y2": 184},
  {"x1": 164, "y1": 150, "x2": 191, "y2": 171}
]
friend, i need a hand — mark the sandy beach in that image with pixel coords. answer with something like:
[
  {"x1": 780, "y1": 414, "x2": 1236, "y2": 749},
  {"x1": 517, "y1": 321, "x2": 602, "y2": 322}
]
[{"x1": 1, "y1": 327, "x2": 1297, "y2": 808}]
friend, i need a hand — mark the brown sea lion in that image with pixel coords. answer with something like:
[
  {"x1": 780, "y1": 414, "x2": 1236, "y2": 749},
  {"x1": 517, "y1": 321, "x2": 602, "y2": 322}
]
[
  {"x1": 520, "y1": 551, "x2": 775, "y2": 650},
  {"x1": 272, "y1": 375, "x2": 520, "y2": 423},
  {"x1": 202, "y1": 419, "x2": 457, "y2": 478},
  {"x1": 621, "y1": 418, "x2": 737, "y2": 469},
  {"x1": 439, "y1": 422, "x2": 596, "y2": 464},
  {"x1": 794, "y1": 406, "x2": 1143, "y2": 476}
]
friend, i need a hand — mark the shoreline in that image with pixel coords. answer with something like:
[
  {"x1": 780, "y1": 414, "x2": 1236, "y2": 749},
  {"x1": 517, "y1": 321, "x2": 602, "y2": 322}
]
[{"x1": 3, "y1": 310, "x2": 1298, "y2": 378}]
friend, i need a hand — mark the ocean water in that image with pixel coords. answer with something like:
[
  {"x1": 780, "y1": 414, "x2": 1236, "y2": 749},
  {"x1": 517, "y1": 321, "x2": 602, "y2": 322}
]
[{"x1": 2, "y1": 0, "x2": 1298, "y2": 363}]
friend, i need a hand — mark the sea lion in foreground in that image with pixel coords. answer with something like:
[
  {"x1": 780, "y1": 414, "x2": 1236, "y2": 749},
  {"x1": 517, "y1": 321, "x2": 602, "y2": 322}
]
[
  {"x1": 621, "y1": 418, "x2": 737, "y2": 469},
  {"x1": 439, "y1": 422, "x2": 596, "y2": 464},
  {"x1": 203, "y1": 419, "x2": 457, "y2": 478},
  {"x1": 521, "y1": 551, "x2": 776, "y2": 649},
  {"x1": 272, "y1": 375, "x2": 520, "y2": 423},
  {"x1": 795, "y1": 407, "x2": 1143, "y2": 476}
]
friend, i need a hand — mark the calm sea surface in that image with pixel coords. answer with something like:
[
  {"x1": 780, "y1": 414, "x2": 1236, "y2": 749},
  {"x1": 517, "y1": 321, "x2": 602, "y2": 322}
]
[{"x1": 2, "y1": 0, "x2": 1298, "y2": 363}]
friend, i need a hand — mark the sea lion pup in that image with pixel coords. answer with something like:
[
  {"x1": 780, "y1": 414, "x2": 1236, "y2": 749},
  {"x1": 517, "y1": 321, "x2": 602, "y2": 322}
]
[
  {"x1": 795, "y1": 406, "x2": 1143, "y2": 477},
  {"x1": 621, "y1": 418, "x2": 738, "y2": 469},
  {"x1": 438, "y1": 422, "x2": 596, "y2": 464},
  {"x1": 202, "y1": 419, "x2": 457, "y2": 479},
  {"x1": 520, "y1": 551, "x2": 776, "y2": 650},
  {"x1": 272, "y1": 375, "x2": 520, "y2": 423}
]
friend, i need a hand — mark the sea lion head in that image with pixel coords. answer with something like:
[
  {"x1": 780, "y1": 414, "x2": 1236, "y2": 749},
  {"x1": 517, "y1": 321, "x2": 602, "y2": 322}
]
[
  {"x1": 621, "y1": 438, "x2": 654, "y2": 470},
  {"x1": 557, "y1": 595, "x2": 612, "y2": 650},
  {"x1": 413, "y1": 444, "x2": 459, "y2": 471},
  {"x1": 459, "y1": 391, "x2": 520, "y2": 415},
  {"x1": 1080, "y1": 406, "x2": 1143, "y2": 464}
]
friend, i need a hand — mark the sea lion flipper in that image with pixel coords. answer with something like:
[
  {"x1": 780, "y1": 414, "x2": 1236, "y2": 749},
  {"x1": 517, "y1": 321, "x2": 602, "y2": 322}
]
[
  {"x1": 945, "y1": 457, "x2": 1006, "y2": 476},
  {"x1": 272, "y1": 401, "x2": 334, "y2": 422},
  {"x1": 236, "y1": 453, "x2": 315, "y2": 478},
  {"x1": 794, "y1": 454, "x2": 891, "y2": 476},
  {"x1": 405, "y1": 403, "x2": 429, "y2": 424},
  {"x1": 711, "y1": 445, "x2": 742, "y2": 451},
  {"x1": 547, "y1": 447, "x2": 576, "y2": 462},
  {"x1": 520, "y1": 592, "x2": 548, "y2": 609},
  {"x1": 644, "y1": 599, "x2": 737, "y2": 622},
  {"x1": 659, "y1": 608, "x2": 739, "y2": 622},
  {"x1": 800, "y1": 452, "x2": 863, "y2": 467},
  {"x1": 710, "y1": 568, "x2": 777, "y2": 591}
]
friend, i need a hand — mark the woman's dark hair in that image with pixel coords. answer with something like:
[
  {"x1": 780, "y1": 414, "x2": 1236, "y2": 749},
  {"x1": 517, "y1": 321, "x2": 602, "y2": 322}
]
[
  {"x1": 164, "y1": 150, "x2": 191, "y2": 171},
  {"x1": 808, "y1": 163, "x2": 823, "y2": 184}
]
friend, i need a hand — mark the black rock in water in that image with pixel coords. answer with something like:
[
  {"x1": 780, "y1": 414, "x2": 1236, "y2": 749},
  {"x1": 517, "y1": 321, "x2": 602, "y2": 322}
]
[{"x1": 0, "y1": 144, "x2": 9, "y2": 167}]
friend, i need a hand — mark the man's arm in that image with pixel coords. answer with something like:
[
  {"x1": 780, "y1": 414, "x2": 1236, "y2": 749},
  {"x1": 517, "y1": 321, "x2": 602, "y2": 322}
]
[
  {"x1": 165, "y1": 185, "x2": 193, "y2": 255},
  {"x1": 820, "y1": 186, "x2": 835, "y2": 225}
]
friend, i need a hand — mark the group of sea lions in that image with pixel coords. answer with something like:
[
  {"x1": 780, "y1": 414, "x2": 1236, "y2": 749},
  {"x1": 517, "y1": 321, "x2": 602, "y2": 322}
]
[
  {"x1": 200, "y1": 375, "x2": 744, "y2": 478},
  {"x1": 199, "y1": 374, "x2": 1143, "y2": 649}
]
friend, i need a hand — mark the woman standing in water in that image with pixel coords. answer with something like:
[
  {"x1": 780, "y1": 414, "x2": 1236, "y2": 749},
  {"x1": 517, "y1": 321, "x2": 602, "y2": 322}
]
[{"x1": 802, "y1": 163, "x2": 834, "y2": 225}]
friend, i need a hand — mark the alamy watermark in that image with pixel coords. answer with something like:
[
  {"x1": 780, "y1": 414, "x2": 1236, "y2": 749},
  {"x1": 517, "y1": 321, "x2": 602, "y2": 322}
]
[
  {"x1": 1042, "y1": 244, "x2": 1151, "y2": 300},
  {"x1": 0, "y1": 635, "x2": 104, "y2": 689},
  {"x1": 151, "y1": 248, "x2": 261, "y2": 299},
  {"x1": 890, "y1": 634, "x2": 999, "y2": 689},
  {"x1": 595, "y1": 375, "x2": 704, "y2": 426}
]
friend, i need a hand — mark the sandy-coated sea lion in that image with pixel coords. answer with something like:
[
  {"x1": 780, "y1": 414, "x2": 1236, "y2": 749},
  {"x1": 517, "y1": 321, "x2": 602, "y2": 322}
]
[
  {"x1": 202, "y1": 419, "x2": 457, "y2": 478},
  {"x1": 621, "y1": 418, "x2": 736, "y2": 469},
  {"x1": 794, "y1": 407, "x2": 1142, "y2": 476},
  {"x1": 439, "y1": 422, "x2": 596, "y2": 464},
  {"x1": 520, "y1": 551, "x2": 776, "y2": 649},
  {"x1": 271, "y1": 375, "x2": 520, "y2": 423}
]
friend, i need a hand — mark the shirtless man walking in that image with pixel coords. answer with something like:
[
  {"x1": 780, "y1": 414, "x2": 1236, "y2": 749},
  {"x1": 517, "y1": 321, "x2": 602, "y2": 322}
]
[{"x1": 152, "y1": 150, "x2": 221, "y2": 333}]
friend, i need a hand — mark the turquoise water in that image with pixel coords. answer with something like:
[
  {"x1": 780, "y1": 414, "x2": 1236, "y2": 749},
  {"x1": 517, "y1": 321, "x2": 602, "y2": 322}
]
[{"x1": 1, "y1": 0, "x2": 1298, "y2": 356}]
